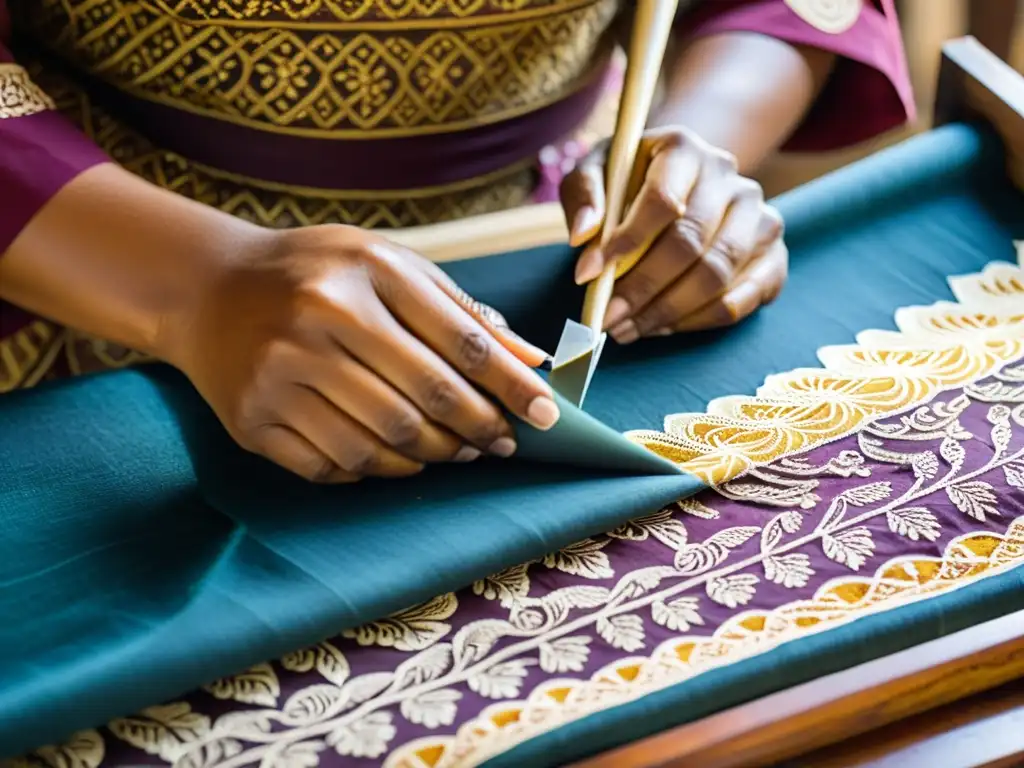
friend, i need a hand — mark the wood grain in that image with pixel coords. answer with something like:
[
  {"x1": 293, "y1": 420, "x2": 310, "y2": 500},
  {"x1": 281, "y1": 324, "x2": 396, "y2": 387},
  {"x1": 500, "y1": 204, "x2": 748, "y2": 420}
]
[
  {"x1": 935, "y1": 36, "x2": 1024, "y2": 190},
  {"x1": 569, "y1": 610, "x2": 1024, "y2": 768}
]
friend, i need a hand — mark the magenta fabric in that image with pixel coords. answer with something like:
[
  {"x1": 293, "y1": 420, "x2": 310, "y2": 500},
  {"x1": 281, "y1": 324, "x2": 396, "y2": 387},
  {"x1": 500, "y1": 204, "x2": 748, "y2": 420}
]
[
  {"x1": 0, "y1": 110, "x2": 109, "y2": 254},
  {"x1": 682, "y1": 0, "x2": 916, "y2": 151}
]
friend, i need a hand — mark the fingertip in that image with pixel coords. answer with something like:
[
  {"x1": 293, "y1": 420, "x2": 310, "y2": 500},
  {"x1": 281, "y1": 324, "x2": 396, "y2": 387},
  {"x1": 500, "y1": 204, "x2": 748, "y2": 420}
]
[
  {"x1": 574, "y1": 246, "x2": 603, "y2": 285},
  {"x1": 570, "y1": 205, "x2": 603, "y2": 246}
]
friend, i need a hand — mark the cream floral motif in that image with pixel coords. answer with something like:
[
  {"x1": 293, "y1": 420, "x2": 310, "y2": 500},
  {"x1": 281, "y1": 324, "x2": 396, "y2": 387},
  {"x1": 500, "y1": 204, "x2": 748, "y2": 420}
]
[
  {"x1": 0, "y1": 64, "x2": 55, "y2": 119},
  {"x1": 17, "y1": 249, "x2": 1024, "y2": 768},
  {"x1": 627, "y1": 243, "x2": 1024, "y2": 485}
]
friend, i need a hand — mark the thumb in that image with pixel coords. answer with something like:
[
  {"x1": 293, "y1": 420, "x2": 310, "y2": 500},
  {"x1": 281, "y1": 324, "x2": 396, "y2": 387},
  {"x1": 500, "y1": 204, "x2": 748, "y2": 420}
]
[{"x1": 559, "y1": 155, "x2": 606, "y2": 248}]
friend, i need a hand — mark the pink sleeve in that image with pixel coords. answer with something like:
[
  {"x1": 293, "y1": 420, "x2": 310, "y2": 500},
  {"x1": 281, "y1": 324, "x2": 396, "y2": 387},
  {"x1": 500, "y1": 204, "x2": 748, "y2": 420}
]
[
  {"x1": 677, "y1": 0, "x2": 916, "y2": 152},
  {"x1": 0, "y1": 7, "x2": 109, "y2": 254}
]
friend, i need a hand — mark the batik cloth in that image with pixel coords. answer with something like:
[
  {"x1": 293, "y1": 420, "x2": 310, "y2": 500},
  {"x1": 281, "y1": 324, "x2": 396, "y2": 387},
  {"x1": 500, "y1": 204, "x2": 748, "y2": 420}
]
[
  {"x1": 0, "y1": 0, "x2": 914, "y2": 389},
  {"x1": 1, "y1": 123, "x2": 1023, "y2": 767}
]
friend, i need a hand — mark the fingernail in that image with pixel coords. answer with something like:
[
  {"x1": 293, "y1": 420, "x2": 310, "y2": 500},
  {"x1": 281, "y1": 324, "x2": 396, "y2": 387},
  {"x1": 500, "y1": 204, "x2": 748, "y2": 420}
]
[
  {"x1": 526, "y1": 396, "x2": 560, "y2": 431},
  {"x1": 575, "y1": 248, "x2": 602, "y2": 285},
  {"x1": 654, "y1": 327, "x2": 673, "y2": 337},
  {"x1": 489, "y1": 437, "x2": 517, "y2": 458},
  {"x1": 603, "y1": 296, "x2": 631, "y2": 328},
  {"x1": 611, "y1": 320, "x2": 640, "y2": 345},
  {"x1": 454, "y1": 446, "x2": 482, "y2": 463},
  {"x1": 572, "y1": 206, "x2": 601, "y2": 243}
]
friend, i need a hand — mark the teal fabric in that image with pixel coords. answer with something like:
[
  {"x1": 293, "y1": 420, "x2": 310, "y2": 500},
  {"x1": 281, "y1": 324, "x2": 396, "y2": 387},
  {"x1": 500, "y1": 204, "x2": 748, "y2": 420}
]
[{"x1": 0, "y1": 123, "x2": 1022, "y2": 758}]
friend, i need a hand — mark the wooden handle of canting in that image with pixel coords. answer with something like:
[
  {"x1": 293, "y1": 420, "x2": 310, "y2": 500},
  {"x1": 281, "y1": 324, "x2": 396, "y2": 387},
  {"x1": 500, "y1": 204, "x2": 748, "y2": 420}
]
[{"x1": 580, "y1": 0, "x2": 680, "y2": 334}]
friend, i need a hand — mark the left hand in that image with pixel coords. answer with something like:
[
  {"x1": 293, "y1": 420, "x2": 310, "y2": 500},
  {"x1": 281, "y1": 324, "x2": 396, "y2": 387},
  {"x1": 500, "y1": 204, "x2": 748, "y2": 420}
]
[{"x1": 560, "y1": 126, "x2": 787, "y2": 343}]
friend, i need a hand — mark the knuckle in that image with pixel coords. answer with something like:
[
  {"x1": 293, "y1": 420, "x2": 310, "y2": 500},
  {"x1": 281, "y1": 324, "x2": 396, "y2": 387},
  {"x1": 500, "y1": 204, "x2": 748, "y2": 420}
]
[
  {"x1": 308, "y1": 456, "x2": 339, "y2": 484},
  {"x1": 381, "y1": 408, "x2": 424, "y2": 449},
  {"x1": 645, "y1": 183, "x2": 682, "y2": 218},
  {"x1": 619, "y1": 270, "x2": 659, "y2": 306},
  {"x1": 672, "y1": 217, "x2": 705, "y2": 256},
  {"x1": 638, "y1": 301, "x2": 675, "y2": 333},
  {"x1": 710, "y1": 149, "x2": 738, "y2": 173},
  {"x1": 733, "y1": 177, "x2": 764, "y2": 201},
  {"x1": 701, "y1": 248, "x2": 735, "y2": 289},
  {"x1": 339, "y1": 441, "x2": 378, "y2": 476},
  {"x1": 760, "y1": 204, "x2": 785, "y2": 239},
  {"x1": 456, "y1": 327, "x2": 492, "y2": 373},
  {"x1": 422, "y1": 377, "x2": 460, "y2": 420}
]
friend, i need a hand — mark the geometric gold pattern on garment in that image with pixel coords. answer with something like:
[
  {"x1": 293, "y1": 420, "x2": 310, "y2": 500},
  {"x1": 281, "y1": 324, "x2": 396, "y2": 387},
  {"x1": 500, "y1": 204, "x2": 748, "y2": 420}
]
[
  {"x1": 0, "y1": 63, "x2": 55, "y2": 119},
  {"x1": 629, "y1": 246, "x2": 1024, "y2": 484},
  {"x1": 784, "y1": 0, "x2": 861, "y2": 34},
  {"x1": 19, "y1": 0, "x2": 617, "y2": 137},
  {"x1": 21, "y1": 60, "x2": 537, "y2": 234}
]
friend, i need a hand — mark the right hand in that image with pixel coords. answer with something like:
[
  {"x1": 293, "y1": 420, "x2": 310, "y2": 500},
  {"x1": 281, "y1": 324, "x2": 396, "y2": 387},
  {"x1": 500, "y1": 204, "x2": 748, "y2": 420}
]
[{"x1": 170, "y1": 225, "x2": 560, "y2": 483}]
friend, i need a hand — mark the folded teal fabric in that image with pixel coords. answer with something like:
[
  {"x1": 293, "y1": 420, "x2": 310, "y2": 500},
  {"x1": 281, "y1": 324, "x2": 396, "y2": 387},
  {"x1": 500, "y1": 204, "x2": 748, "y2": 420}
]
[{"x1": 0, "y1": 123, "x2": 1022, "y2": 759}]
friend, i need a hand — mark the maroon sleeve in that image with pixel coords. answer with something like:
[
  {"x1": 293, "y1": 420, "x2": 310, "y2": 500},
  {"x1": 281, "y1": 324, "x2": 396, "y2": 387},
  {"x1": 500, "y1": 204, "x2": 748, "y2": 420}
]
[
  {"x1": 0, "y1": 4, "x2": 109, "y2": 254},
  {"x1": 677, "y1": 0, "x2": 916, "y2": 152}
]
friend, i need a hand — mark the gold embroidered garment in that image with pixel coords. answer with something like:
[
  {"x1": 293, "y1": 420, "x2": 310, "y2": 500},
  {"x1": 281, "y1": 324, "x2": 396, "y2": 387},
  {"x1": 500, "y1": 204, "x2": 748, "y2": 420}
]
[
  {"x1": 12, "y1": 245, "x2": 1024, "y2": 768},
  {"x1": 10, "y1": 0, "x2": 619, "y2": 228}
]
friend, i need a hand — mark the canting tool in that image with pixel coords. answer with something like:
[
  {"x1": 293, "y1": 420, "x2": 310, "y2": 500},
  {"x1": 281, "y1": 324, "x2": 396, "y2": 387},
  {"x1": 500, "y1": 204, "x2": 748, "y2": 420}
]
[{"x1": 549, "y1": 0, "x2": 680, "y2": 407}]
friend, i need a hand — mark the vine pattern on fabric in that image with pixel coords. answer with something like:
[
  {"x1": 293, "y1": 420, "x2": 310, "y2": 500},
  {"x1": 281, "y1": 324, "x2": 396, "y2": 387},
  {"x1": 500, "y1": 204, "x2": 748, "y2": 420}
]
[
  {"x1": 0, "y1": 63, "x2": 55, "y2": 119},
  {"x1": 21, "y1": 0, "x2": 617, "y2": 137},
  {"x1": 9, "y1": 251, "x2": 1024, "y2": 768}
]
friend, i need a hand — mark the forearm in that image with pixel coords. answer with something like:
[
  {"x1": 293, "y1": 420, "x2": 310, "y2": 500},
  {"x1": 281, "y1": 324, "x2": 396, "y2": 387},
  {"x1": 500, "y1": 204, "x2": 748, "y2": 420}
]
[
  {"x1": 0, "y1": 163, "x2": 266, "y2": 364},
  {"x1": 650, "y1": 32, "x2": 836, "y2": 174}
]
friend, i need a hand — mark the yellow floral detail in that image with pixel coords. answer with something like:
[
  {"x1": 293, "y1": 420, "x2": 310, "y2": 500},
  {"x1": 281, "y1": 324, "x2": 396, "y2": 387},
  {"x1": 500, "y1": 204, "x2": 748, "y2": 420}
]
[
  {"x1": 21, "y1": 0, "x2": 617, "y2": 138},
  {"x1": 389, "y1": 516, "x2": 1024, "y2": 767},
  {"x1": 630, "y1": 247, "x2": 1024, "y2": 485},
  {"x1": 0, "y1": 63, "x2": 55, "y2": 119}
]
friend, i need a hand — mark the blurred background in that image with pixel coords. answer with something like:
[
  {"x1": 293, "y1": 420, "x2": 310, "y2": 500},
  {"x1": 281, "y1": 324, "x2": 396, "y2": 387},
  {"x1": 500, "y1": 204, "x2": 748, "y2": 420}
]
[{"x1": 759, "y1": 0, "x2": 1024, "y2": 196}]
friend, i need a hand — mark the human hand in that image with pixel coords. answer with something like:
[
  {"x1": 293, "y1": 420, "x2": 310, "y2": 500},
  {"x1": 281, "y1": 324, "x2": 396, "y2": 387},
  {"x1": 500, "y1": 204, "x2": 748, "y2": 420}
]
[
  {"x1": 560, "y1": 126, "x2": 787, "y2": 343},
  {"x1": 171, "y1": 225, "x2": 559, "y2": 483}
]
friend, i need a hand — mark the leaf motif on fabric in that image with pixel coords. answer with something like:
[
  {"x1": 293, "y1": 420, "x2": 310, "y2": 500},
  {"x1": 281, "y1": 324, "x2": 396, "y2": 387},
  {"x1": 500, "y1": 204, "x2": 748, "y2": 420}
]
[
  {"x1": 472, "y1": 563, "x2": 531, "y2": 607},
  {"x1": 174, "y1": 739, "x2": 243, "y2": 768},
  {"x1": 272, "y1": 740, "x2": 326, "y2": 768},
  {"x1": 609, "y1": 509, "x2": 690, "y2": 550},
  {"x1": 1004, "y1": 461, "x2": 1024, "y2": 489},
  {"x1": 340, "y1": 672, "x2": 395, "y2": 707},
  {"x1": 940, "y1": 436, "x2": 966, "y2": 471},
  {"x1": 24, "y1": 731, "x2": 104, "y2": 768},
  {"x1": 842, "y1": 481, "x2": 892, "y2": 507},
  {"x1": 706, "y1": 574, "x2": 759, "y2": 608},
  {"x1": 596, "y1": 614, "x2": 646, "y2": 652},
  {"x1": 822, "y1": 527, "x2": 875, "y2": 571},
  {"x1": 467, "y1": 660, "x2": 530, "y2": 699},
  {"x1": 913, "y1": 451, "x2": 940, "y2": 480},
  {"x1": 325, "y1": 712, "x2": 395, "y2": 760},
  {"x1": 282, "y1": 684, "x2": 347, "y2": 725},
  {"x1": 650, "y1": 596, "x2": 703, "y2": 632},
  {"x1": 763, "y1": 553, "x2": 814, "y2": 589},
  {"x1": 452, "y1": 619, "x2": 513, "y2": 667},
  {"x1": 399, "y1": 689, "x2": 461, "y2": 729},
  {"x1": 988, "y1": 404, "x2": 1012, "y2": 455},
  {"x1": 281, "y1": 642, "x2": 350, "y2": 687},
  {"x1": 530, "y1": 585, "x2": 611, "y2": 627},
  {"x1": 886, "y1": 507, "x2": 942, "y2": 542},
  {"x1": 608, "y1": 566, "x2": 674, "y2": 602},
  {"x1": 543, "y1": 539, "x2": 614, "y2": 580},
  {"x1": 204, "y1": 663, "x2": 280, "y2": 707},
  {"x1": 212, "y1": 710, "x2": 274, "y2": 740},
  {"x1": 393, "y1": 643, "x2": 453, "y2": 689},
  {"x1": 109, "y1": 703, "x2": 212, "y2": 762},
  {"x1": 946, "y1": 481, "x2": 1000, "y2": 521},
  {"x1": 720, "y1": 478, "x2": 818, "y2": 508},
  {"x1": 761, "y1": 511, "x2": 803, "y2": 553},
  {"x1": 539, "y1": 636, "x2": 592, "y2": 673},
  {"x1": 343, "y1": 593, "x2": 458, "y2": 652},
  {"x1": 675, "y1": 526, "x2": 758, "y2": 575},
  {"x1": 676, "y1": 497, "x2": 720, "y2": 519}
]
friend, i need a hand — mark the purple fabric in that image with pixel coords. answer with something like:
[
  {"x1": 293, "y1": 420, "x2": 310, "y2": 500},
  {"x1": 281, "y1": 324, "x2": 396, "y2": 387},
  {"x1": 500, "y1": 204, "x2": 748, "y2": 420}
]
[
  {"x1": 682, "y1": 0, "x2": 915, "y2": 151},
  {"x1": 89, "y1": 364, "x2": 1024, "y2": 767},
  {"x1": 86, "y1": 63, "x2": 609, "y2": 192},
  {"x1": 0, "y1": 110, "x2": 108, "y2": 254}
]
